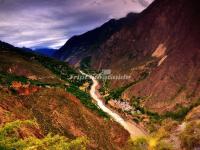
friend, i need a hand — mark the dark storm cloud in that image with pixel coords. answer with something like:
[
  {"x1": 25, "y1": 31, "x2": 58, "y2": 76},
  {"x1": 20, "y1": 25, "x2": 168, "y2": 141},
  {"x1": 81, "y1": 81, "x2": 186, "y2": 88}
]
[{"x1": 0, "y1": 0, "x2": 153, "y2": 49}]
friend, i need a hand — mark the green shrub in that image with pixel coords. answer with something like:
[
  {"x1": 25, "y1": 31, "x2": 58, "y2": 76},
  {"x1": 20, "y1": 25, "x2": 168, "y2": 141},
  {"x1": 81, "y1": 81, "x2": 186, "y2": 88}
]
[
  {"x1": 0, "y1": 72, "x2": 28, "y2": 86},
  {"x1": 80, "y1": 56, "x2": 91, "y2": 70},
  {"x1": 127, "y1": 137, "x2": 148, "y2": 150},
  {"x1": 105, "y1": 82, "x2": 134, "y2": 101},
  {"x1": 105, "y1": 72, "x2": 149, "y2": 102},
  {"x1": 163, "y1": 98, "x2": 200, "y2": 121},
  {"x1": 179, "y1": 121, "x2": 200, "y2": 149},
  {"x1": 131, "y1": 96, "x2": 200, "y2": 122},
  {"x1": 155, "y1": 141, "x2": 173, "y2": 150},
  {"x1": 0, "y1": 120, "x2": 88, "y2": 150},
  {"x1": 131, "y1": 96, "x2": 162, "y2": 122},
  {"x1": 127, "y1": 136, "x2": 173, "y2": 150}
]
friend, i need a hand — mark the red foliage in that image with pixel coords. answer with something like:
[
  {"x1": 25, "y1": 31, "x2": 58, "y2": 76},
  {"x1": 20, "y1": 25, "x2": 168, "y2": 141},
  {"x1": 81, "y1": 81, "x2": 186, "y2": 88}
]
[
  {"x1": 11, "y1": 81, "x2": 39, "y2": 96},
  {"x1": 11, "y1": 81, "x2": 22, "y2": 89}
]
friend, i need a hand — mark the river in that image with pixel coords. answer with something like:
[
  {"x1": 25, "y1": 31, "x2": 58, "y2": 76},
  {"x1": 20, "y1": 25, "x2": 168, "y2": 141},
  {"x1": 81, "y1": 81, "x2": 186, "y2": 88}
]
[{"x1": 80, "y1": 71, "x2": 146, "y2": 138}]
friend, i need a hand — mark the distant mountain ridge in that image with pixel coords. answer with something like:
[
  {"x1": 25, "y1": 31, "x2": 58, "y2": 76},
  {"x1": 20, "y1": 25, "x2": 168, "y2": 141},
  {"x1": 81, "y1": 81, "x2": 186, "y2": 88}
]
[
  {"x1": 34, "y1": 48, "x2": 56, "y2": 57},
  {"x1": 0, "y1": 41, "x2": 56, "y2": 57}
]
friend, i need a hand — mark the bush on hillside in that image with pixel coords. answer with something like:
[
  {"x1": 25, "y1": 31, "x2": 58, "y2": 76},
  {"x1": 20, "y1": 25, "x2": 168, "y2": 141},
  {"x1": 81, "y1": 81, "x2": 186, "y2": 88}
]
[
  {"x1": 0, "y1": 120, "x2": 88, "y2": 150},
  {"x1": 179, "y1": 121, "x2": 200, "y2": 149},
  {"x1": 127, "y1": 136, "x2": 173, "y2": 150}
]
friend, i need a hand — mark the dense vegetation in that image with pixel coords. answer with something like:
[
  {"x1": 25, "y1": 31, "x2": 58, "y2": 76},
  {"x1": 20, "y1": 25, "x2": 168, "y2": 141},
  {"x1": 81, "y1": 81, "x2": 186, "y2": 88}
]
[
  {"x1": 127, "y1": 135, "x2": 173, "y2": 150},
  {"x1": 105, "y1": 82, "x2": 133, "y2": 102},
  {"x1": 179, "y1": 121, "x2": 200, "y2": 149},
  {"x1": 104, "y1": 71, "x2": 149, "y2": 102},
  {"x1": 0, "y1": 120, "x2": 88, "y2": 150},
  {"x1": 80, "y1": 56, "x2": 92, "y2": 71},
  {"x1": 5, "y1": 47, "x2": 82, "y2": 86},
  {"x1": 131, "y1": 96, "x2": 200, "y2": 124},
  {"x1": 131, "y1": 96, "x2": 162, "y2": 122},
  {"x1": 36, "y1": 56, "x2": 81, "y2": 85},
  {"x1": 36, "y1": 56, "x2": 108, "y2": 118},
  {"x1": 0, "y1": 72, "x2": 63, "y2": 88},
  {"x1": 163, "y1": 98, "x2": 200, "y2": 120}
]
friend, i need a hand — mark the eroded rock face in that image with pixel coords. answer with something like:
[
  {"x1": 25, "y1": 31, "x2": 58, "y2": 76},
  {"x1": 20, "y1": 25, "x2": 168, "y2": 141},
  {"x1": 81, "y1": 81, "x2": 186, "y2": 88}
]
[
  {"x1": 54, "y1": 0, "x2": 200, "y2": 113},
  {"x1": 91, "y1": 0, "x2": 200, "y2": 113}
]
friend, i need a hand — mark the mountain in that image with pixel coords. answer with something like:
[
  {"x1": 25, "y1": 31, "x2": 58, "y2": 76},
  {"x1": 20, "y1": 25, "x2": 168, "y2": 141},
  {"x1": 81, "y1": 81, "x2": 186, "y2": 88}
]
[
  {"x1": 34, "y1": 48, "x2": 56, "y2": 57},
  {"x1": 0, "y1": 41, "x2": 129, "y2": 149},
  {"x1": 92, "y1": 0, "x2": 200, "y2": 114},
  {"x1": 1, "y1": 0, "x2": 200, "y2": 148},
  {"x1": 55, "y1": 0, "x2": 200, "y2": 114},
  {"x1": 54, "y1": 13, "x2": 138, "y2": 65},
  {"x1": 53, "y1": 0, "x2": 200, "y2": 147}
]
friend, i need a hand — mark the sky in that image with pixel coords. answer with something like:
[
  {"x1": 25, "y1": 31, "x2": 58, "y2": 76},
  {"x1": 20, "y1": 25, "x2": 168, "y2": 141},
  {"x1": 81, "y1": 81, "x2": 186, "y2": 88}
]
[{"x1": 0, "y1": 0, "x2": 153, "y2": 49}]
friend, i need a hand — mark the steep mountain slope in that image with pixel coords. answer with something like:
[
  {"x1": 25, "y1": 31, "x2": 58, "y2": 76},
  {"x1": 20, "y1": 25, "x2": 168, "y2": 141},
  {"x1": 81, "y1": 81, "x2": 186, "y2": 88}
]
[
  {"x1": 56, "y1": 0, "x2": 200, "y2": 114},
  {"x1": 0, "y1": 41, "x2": 129, "y2": 149},
  {"x1": 98, "y1": 0, "x2": 200, "y2": 113},
  {"x1": 54, "y1": 13, "x2": 138, "y2": 65}
]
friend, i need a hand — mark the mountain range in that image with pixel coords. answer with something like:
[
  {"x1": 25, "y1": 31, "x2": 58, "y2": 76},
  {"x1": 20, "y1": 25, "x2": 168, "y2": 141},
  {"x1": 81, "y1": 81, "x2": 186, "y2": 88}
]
[
  {"x1": 34, "y1": 48, "x2": 56, "y2": 57},
  {"x1": 55, "y1": 0, "x2": 200, "y2": 114},
  {"x1": 0, "y1": 0, "x2": 200, "y2": 149}
]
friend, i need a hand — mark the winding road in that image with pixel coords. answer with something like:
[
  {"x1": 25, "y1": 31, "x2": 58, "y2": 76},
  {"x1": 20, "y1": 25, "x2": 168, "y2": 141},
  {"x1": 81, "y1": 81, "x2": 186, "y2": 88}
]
[{"x1": 80, "y1": 71, "x2": 146, "y2": 138}]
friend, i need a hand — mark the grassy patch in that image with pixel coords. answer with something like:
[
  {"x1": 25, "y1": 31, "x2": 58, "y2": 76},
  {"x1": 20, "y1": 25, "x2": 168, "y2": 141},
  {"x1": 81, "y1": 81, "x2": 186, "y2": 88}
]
[
  {"x1": 0, "y1": 72, "x2": 28, "y2": 86},
  {"x1": 131, "y1": 96, "x2": 162, "y2": 123},
  {"x1": 0, "y1": 120, "x2": 88, "y2": 150},
  {"x1": 179, "y1": 121, "x2": 200, "y2": 149},
  {"x1": 127, "y1": 136, "x2": 173, "y2": 150},
  {"x1": 105, "y1": 82, "x2": 133, "y2": 102},
  {"x1": 131, "y1": 96, "x2": 200, "y2": 122},
  {"x1": 163, "y1": 98, "x2": 200, "y2": 121},
  {"x1": 80, "y1": 56, "x2": 92, "y2": 70},
  {"x1": 0, "y1": 72, "x2": 64, "y2": 88},
  {"x1": 105, "y1": 71, "x2": 149, "y2": 102},
  {"x1": 8, "y1": 48, "x2": 85, "y2": 86}
]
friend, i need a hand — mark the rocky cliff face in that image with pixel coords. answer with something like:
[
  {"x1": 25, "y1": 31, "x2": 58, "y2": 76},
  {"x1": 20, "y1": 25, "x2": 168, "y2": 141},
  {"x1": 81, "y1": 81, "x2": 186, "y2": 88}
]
[
  {"x1": 91, "y1": 0, "x2": 200, "y2": 113},
  {"x1": 55, "y1": 0, "x2": 200, "y2": 113}
]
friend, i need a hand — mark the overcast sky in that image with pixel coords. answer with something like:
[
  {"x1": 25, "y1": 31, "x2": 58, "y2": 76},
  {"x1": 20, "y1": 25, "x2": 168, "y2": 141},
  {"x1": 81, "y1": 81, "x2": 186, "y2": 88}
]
[{"x1": 0, "y1": 0, "x2": 153, "y2": 49}]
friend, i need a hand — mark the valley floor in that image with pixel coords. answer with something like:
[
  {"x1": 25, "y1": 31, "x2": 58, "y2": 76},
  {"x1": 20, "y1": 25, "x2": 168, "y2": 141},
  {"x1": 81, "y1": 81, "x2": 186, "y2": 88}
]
[{"x1": 80, "y1": 71, "x2": 146, "y2": 138}]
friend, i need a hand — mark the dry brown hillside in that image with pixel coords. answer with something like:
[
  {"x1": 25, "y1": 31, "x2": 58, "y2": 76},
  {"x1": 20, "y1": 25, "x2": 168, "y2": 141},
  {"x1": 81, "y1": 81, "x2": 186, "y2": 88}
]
[
  {"x1": 0, "y1": 42, "x2": 129, "y2": 150},
  {"x1": 91, "y1": 0, "x2": 200, "y2": 114}
]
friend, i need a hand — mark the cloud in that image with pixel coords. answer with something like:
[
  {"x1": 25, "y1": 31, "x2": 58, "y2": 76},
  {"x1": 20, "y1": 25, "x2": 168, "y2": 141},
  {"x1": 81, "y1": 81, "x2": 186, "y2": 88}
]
[
  {"x1": 0, "y1": 0, "x2": 154, "y2": 49},
  {"x1": 137, "y1": 0, "x2": 152, "y2": 7}
]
